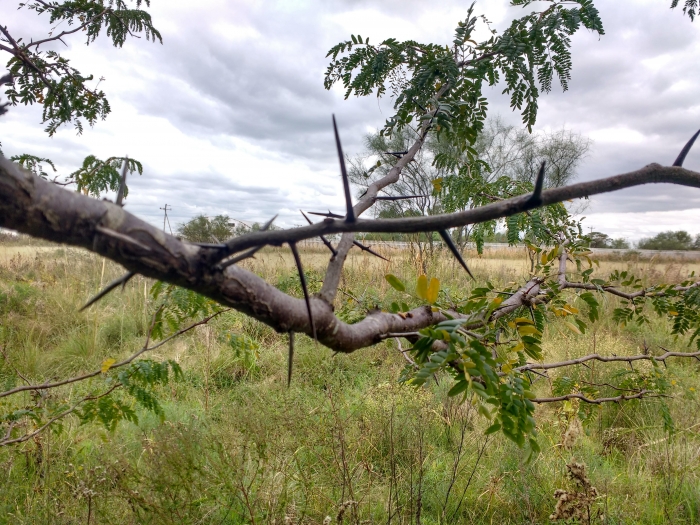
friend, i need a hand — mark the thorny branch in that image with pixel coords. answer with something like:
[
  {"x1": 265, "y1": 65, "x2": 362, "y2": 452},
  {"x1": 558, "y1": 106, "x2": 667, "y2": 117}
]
[{"x1": 2, "y1": 144, "x2": 700, "y2": 352}]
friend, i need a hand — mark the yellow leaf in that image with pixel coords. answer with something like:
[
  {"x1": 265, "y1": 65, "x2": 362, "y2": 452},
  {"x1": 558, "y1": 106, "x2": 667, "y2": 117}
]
[
  {"x1": 416, "y1": 274, "x2": 428, "y2": 300},
  {"x1": 489, "y1": 296, "x2": 503, "y2": 308},
  {"x1": 518, "y1": 325, "x2": 541, "y2": 336},
  {"x1": 669, "y1": 310, "x2": 679, "y2": 316},
  {"x1": 431, "y1": 177, "x2": 443, "y2": 192},
  {"x1": 427, "y1": 277, "x2": 440, "y2": 304},
  {"x1": 512, "y1": 342, "x2": 525, "y2": 353},
  {"x1": 101, "y1": 358, "x2": 116, "y2": 374},
  {"x1": 502, "y1": 363, "x2": 512, "y2": 374},
  {"x1": 540, "y1": 252, "x2": 547, "y2": 265},
  {"x1": 563, "y1": 321, "x2": 582, "y2": 335},
  {"x1": 514, "y1": 317, "x2": 534, "y2": 325},
  {"x1": 563, "y1": 304, "x2": 579, "y2": 315}
]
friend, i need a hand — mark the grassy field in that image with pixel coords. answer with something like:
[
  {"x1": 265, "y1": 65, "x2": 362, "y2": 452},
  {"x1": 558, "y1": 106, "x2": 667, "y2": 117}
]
[{"x1": 0, "y1": 241, "x2": 699, "y2": 524}]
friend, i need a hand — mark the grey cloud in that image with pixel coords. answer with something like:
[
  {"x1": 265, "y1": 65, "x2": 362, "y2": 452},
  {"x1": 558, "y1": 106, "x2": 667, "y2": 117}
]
[{"x1": 120, "y1": 2, "x2": 386, "y2": 165}]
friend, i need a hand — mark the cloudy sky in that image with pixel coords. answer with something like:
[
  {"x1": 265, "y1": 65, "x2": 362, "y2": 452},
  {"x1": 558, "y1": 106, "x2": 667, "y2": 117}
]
[{"x1": 2, "y1": 0, "x2": 700, "y2": 242}]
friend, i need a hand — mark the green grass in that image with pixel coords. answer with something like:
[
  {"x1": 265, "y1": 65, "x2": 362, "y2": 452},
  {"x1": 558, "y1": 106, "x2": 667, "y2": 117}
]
[{"x1": 0, "y1": 242, "x2": 699, "y2": 524}]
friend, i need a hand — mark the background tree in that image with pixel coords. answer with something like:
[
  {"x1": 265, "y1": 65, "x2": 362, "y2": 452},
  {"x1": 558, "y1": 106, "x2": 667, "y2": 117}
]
[
  {"x1": 638, "y1": 230, "x2": 700, "y2": 250},
  {"x1": 178, "y1": 215, "x2": 238, "y2": 244},
  {"x1": 438, "y1": 115, "x2": 591, "y2": 250},
  {"x1": 586, "y1": 232, "x2": 630, "y2": 249}
]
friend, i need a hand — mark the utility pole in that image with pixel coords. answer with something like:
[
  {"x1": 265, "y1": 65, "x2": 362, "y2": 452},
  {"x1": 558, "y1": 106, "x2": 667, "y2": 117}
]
[{"x1": 160, "y1": 204, "x2": 173, "y2": 234}]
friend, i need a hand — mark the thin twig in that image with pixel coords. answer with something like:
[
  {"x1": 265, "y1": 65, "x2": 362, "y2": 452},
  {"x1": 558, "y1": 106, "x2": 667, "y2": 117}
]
[
  {"x1": 0, "y1": 384, "x2": 120, "y2": 447},
  {"x1": 532, "y1": 390, "x2": 665, "y2": 405},
  {"x1": 0, "y1": 309, "x2": 229, "y2": 400}
]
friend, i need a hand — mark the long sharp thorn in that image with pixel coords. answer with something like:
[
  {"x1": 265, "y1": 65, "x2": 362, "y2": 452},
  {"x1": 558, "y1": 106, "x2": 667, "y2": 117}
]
[
  {"x1": 438, "y1": 230, "x2": 474, "y2": 280},
  {"x1": 261, "y1": 214, "x2": 278, "y2": 230},
  {"x1": 673, "y1": 129, "x2": 700, "y2": 167},
  {"x1": 332, "y1": 115, "x2": 355, "y2": 223},
  {"x1": 289, "y1": 242, "x2": 317, "y2": 342},
  {"x1": 301, "y1": 210, "x2": 337, "y2": 256},
  {"x1": 352, "y1": 240, "x2": 389, "y2": 262},
  {"x1": 287, "y1": 331, "x2": 295, "y2": 387},
  {"x1": 529, "y1": 160, "x2": 546, "y2": 205},
  {"x1": 80, "y1": 271, "x2": 135, "y2": 311},
  {"x1": 115, "y1": 156, "x2": 128, "y2": 207},
  {"x1": 220, "y1": 247, "x2": 260, "y2": 268},
  {"x1": 308, "y1": 210, "x2": 344, "y2": 219}
]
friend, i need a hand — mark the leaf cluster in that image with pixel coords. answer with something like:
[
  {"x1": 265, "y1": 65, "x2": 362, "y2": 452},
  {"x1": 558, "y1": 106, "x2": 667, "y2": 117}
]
[
  {"x1": 80, "y1": 359, "x2": 182, "y2": 431},
  {"x1": 4, "y1": 0, "x2": 161, "y2": 134},
  {"x1": 150, "y1": 282, "x2": 222, "y2": 340},
  {"x1": 324, "y1": 0, "x2": 604, "y2": 156}
]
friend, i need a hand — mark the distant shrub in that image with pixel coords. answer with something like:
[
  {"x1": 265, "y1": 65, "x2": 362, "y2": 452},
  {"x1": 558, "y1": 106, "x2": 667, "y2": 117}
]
[{"x1": 637, "y1": 230, "x2": 700, "y2": 251}]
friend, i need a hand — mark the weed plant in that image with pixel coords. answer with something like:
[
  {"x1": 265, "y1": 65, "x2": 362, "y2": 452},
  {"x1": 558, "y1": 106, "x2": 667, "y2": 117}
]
[{"x1": 0, "y1": 241, "x2": 699, "y2": 524}]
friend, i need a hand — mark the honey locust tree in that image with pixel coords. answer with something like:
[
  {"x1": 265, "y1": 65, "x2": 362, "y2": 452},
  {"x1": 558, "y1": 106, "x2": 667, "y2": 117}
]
[
  {"x1": 1, "y1": 0, "x2": 700, "y2": 457},
  {"x1": 0, "y1": 0, "x2": 161, "y2": 196}
]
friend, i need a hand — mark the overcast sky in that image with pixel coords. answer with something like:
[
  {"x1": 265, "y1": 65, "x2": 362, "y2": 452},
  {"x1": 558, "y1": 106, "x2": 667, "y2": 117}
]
[{"x1": 2, "y1": 0, "x2": 700, "y2": 242}]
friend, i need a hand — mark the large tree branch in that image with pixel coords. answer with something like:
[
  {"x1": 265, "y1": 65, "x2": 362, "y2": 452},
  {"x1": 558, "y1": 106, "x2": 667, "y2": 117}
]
[
  {"x1": 202, "y1": 163, "x2": 700, "y2": 257},
  {"x1": 2, "y1": 151, "x2": 700, "y2": 352}
]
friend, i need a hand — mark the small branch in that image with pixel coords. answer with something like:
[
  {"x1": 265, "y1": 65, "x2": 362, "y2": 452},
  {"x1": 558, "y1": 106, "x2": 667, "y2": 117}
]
[
  {"x1": 0, "y1": 345, "x2": 33, "y2": 387},
  {"x1": 516, "y1": 350, "x2": 700, "y2": 374},
  {"x1": 395, "y1": 337, "x2": 418, "y2": 368},
  {"x1": 209, "y1": 164, "x2": 700, "y2": 255},
  {"x1": 374, "y1": 195, "x2": 427, "y2": 201},
  {"x1": 1, "y1": 384, "x2": 120, "y2": 447},
  {"x1": 24, "y1": 9, "x2": 110, "y2": 50},
  {"x1": 0, "y1": 309, "x2": 229, "y2": 400},
  {"x1": 532, "y1": 390, "x2": 663, "y2": 405}
]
